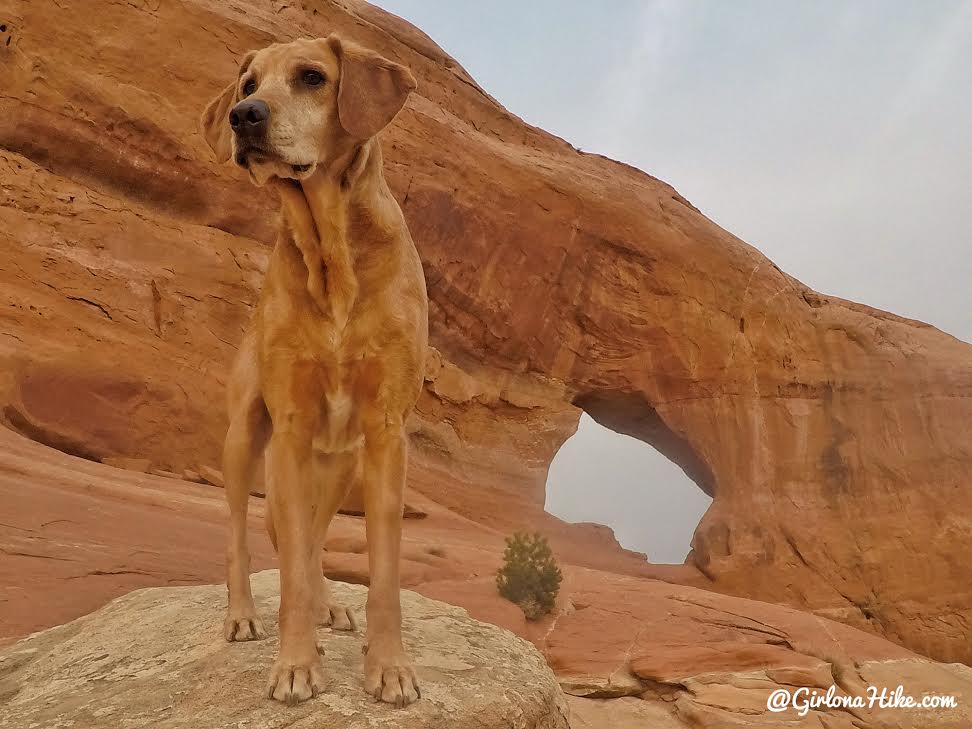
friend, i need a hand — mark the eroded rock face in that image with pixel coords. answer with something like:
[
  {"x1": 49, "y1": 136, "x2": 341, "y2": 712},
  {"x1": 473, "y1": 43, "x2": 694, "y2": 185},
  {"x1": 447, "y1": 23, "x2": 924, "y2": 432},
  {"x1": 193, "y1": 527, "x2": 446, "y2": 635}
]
[
  {"x1": 0, "y1": 570, "x2": 570, "y2": 729},
  {"x1": 0, "y1": 0, "x2": 970, "y2": 664}
]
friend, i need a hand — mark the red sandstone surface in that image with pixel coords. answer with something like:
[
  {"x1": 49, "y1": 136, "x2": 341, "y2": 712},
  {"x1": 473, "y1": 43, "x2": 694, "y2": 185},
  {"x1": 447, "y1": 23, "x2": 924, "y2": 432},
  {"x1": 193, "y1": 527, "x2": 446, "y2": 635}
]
[{"x1": 2, "y1": 428, "x2": 968, "y2": 726}]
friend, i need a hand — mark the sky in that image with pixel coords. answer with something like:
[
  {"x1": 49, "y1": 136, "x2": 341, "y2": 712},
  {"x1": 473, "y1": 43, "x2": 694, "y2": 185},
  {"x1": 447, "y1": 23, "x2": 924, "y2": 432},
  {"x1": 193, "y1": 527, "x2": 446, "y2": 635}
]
[{"x1": 376, "y1": 0, "x2": 972, "y2": 563}]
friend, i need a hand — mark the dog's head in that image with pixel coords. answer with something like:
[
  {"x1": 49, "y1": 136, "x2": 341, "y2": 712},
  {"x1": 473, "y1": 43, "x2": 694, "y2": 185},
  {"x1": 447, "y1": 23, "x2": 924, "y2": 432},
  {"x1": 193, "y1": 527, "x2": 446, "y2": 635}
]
[{"x1": 200, "y1": 36, "x2": 416, "y2": 186}]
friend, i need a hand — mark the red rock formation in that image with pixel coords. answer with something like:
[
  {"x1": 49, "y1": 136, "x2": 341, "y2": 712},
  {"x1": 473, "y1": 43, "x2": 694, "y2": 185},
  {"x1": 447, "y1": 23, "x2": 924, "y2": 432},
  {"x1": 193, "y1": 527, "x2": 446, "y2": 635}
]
[{"x1": 0, "y1": 0, "x2": 969, "y2": 670}]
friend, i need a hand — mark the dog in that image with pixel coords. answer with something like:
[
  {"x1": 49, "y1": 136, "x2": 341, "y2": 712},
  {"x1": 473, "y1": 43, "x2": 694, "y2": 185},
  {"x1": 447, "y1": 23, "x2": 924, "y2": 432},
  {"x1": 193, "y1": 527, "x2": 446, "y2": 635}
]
[{"x1": 199, "y1": 35, "x2": 427, "y2": 707}]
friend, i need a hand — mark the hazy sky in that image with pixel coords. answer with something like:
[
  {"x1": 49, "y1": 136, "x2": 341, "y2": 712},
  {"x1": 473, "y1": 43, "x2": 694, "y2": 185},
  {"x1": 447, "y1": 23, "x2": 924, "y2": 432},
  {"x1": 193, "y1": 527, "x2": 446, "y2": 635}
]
[{"x1": 376, "y1": 0, "x2": 972, "y2": 562}]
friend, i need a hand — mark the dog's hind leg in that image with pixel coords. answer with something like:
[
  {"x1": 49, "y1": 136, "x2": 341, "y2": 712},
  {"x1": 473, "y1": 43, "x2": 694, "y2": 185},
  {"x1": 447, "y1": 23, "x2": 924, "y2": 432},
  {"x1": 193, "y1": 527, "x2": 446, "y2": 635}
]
[
  {"x1": 222, "y1": 332, "x2": 271, "y2": 642},
  {"x1": 311, "y1": 449, "x2": 359, "y2": 632},
  {"x1": 264, "y1": 451, "x2": 278, "y2": 552}
]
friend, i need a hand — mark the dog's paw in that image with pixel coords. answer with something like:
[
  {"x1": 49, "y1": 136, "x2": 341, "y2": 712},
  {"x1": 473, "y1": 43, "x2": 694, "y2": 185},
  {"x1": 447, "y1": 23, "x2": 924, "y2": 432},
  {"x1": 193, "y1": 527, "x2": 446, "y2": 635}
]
[
  {"x1": 317, "y1": 603, "x2": 357, "y2": 631},
  {"x1": 223, "y1": 612, "x2": 267, "y2": 642},
  {"x1": 364, "y1": 649, "x2": 420, "y2": 707},
  {"x1": 266, "y1": 654, "x2": 326, "y2": 706}
]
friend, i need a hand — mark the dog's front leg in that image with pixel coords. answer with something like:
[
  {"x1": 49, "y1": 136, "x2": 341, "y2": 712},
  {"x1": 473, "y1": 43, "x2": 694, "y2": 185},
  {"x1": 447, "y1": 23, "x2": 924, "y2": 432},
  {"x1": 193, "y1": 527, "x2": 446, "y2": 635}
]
[
  {"x1": 361, "y1": 422, "x2": 420, "y2": 707},
  {"x1": 264, "y1": 410, "x2": 325, "y2": 705}
]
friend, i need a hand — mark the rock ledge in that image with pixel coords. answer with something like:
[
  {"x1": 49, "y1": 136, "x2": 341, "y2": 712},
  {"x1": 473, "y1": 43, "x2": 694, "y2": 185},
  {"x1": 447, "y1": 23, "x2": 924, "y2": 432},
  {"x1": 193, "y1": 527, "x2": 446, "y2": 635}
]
[{"x1": 0, "y1": 570, "x2": 569, "y2": 729}]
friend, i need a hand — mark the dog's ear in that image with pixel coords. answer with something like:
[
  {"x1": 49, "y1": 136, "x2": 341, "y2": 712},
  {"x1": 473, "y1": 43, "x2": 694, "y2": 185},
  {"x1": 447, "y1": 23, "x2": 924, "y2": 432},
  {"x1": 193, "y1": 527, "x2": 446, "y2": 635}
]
[
  {"x1": 327, "y1": 35, "x2": 416, "y2": 139},
  {"x1": 199, "y1": 51, "x2": 257, "y2": 163},
  {"x1": 199, "y1": 82, "x2": 237, "y2": 163}
]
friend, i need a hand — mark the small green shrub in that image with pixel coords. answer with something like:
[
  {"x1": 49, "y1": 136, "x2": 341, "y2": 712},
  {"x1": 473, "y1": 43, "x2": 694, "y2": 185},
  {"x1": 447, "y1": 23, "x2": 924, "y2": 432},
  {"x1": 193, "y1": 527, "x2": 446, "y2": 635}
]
[{"x1": 496, "y1": 532, "x2": 562, "y2": 620}]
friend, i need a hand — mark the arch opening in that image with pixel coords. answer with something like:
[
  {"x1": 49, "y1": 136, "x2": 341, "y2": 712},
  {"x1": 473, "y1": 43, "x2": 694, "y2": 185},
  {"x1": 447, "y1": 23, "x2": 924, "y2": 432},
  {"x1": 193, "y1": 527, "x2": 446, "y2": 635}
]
[{"x1": 544, "y1": 396, "x2": 713, "y2": 564}]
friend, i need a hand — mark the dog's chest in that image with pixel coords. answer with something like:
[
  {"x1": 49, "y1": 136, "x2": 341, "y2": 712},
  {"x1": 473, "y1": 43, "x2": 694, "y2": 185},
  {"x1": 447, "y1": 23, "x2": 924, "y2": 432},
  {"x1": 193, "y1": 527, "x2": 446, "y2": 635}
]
[
  {"x1": 313, "y1": 384, "x2": 361, "y2": 453},
  {"x1": 309, "y1": 342, "x2": 383, "y2": 454}
]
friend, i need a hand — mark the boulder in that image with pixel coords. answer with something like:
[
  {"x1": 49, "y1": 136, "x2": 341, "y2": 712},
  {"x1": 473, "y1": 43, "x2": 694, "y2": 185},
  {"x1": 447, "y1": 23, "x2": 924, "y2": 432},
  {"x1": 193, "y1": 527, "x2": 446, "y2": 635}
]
[
  {"x1": 0, "y1": 570, "x2": 569, "y2": 729},
  {"x1": 183, "y1": 468, "x2": 206, "y2": 483},
  {"x1": 199, "y1": 465, "x2": 225, "y2": 488}
]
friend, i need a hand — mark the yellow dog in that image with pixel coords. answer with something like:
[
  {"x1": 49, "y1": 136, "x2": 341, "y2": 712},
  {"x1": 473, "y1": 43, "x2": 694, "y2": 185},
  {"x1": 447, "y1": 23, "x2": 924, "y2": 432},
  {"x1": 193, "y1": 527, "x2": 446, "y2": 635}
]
[{"x1": 200, "y1": 35, "x2": 427, "y2": 707}]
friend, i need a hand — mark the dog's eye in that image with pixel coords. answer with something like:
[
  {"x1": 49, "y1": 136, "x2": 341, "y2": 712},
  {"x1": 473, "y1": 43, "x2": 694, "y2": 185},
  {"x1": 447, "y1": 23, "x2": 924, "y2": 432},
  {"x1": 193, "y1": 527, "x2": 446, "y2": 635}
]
[
  {"x1": 242, "y1": 79, "x2": 257, "y2": 97},
  {"x1": 301, "y1": 70, "x2": 325, "y2": 87}
]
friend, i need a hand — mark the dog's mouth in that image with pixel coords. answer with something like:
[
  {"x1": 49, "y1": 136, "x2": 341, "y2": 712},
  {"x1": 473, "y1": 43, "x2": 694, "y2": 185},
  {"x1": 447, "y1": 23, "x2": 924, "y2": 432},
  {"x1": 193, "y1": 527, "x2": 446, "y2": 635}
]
[
  {"x1": 234, "y1": 145, "x2": 271, "y2": 169},
  {"x1": 236, "y1": 147, "x2": 315, "y2": 178}
]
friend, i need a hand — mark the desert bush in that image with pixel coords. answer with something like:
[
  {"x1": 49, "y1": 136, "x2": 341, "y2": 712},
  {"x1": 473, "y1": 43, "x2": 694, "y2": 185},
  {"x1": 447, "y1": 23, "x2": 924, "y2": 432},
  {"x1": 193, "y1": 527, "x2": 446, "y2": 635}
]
[{"x1": 496, "y1": 532, "x2": 562, "y2": 620}]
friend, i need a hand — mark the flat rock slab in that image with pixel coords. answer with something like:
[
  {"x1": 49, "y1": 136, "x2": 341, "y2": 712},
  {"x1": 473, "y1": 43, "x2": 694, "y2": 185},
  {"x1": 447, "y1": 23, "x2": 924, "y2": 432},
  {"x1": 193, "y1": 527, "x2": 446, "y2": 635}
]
[{"x1": 0, "y1": 570, "x2": 569, "y2": 729}]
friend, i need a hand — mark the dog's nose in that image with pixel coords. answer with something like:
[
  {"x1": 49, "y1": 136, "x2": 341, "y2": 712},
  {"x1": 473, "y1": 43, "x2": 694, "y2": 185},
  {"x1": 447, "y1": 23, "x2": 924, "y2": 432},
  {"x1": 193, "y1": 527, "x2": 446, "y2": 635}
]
[{"x1": 229, "y1": 99, "x2": 270, "y2": 135}]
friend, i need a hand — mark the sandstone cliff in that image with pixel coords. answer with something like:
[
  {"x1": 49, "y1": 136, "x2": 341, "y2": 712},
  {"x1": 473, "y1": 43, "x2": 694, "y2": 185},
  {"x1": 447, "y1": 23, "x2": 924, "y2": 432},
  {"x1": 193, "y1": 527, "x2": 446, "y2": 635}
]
[{"x1": 0, "y1": 0, "x2": 969, "y2": 670}]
